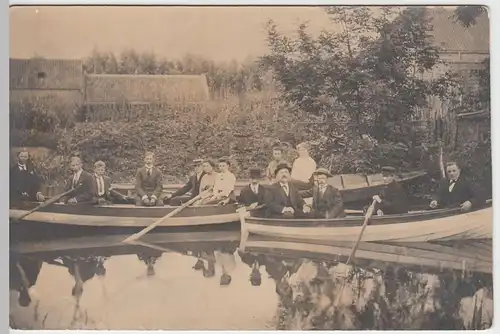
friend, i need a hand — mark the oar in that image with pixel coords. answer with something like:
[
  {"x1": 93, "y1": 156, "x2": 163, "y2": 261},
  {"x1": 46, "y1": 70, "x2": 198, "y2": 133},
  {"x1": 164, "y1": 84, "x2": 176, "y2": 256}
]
[
  {"x1": 122, "y1": 192, "x2": 204, "y2": 243},
  {"x1": 14, "y1": 186, "x2": 80, "y2": 221},
  {"x1": 332, "y1": 198, "x2": 377, "y2": 307},
  {"x1": 346, "y1": 198, "x2": 377, "y2": 264}
]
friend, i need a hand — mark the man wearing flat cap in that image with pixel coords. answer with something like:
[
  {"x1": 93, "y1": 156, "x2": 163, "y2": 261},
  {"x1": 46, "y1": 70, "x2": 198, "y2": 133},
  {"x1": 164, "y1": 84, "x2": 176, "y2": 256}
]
[
  {"x1": 263, "y1": 162, "x2": 306, "y2": 218},
  {"x1": 371, "y1": 166, "x2": 409, "y2": 215},
  {"x1": 166, "y1": 158, "x2": 206, "y2": 206},
  {"x1": 238, "y1": 168, "x2": 266, "y2": 208},
  {"x1": 300, "y1": 168, "x2": 346, "y2": 219}
]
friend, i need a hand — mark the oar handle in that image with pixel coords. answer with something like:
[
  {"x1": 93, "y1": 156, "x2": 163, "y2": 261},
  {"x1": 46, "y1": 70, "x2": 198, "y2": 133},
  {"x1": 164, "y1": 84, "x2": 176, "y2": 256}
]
[{"x1": 15, "y1": 185, "x2": 81, "y2": 221}]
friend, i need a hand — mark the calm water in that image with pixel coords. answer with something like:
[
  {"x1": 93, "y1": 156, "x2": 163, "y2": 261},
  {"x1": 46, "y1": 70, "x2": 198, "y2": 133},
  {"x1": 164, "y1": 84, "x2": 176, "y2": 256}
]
[{"x1": 9, "y1": 230, "x2": 493, "y2": 330}]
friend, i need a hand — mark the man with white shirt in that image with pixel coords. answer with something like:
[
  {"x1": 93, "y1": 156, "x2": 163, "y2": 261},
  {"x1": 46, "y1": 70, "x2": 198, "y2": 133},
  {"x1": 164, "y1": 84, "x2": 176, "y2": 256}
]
[
  {"x1": 291, "y1": 142, "x2": 316, "y2": 190},
  {"x1": 9, "y1": 149, "x2": 45, "y2": 203},
  {"x1": 61, "y1": 156, "x2": 95, "y2": 204},
  {"x1": 92, "y1": 161, "x2": 133, "y2": 205},
  {"x1": 301, "y1": 168, "x2": 346, "y2": 218},
  {"x1": 134, "y1": 152, "x2": 164, "y2": 206},
  {"x1": 429, "y1": 162, "x2": 483, "y2": 212},
  {"x1": 264, "y1": 162, "x2": 306, "y2": 218}
]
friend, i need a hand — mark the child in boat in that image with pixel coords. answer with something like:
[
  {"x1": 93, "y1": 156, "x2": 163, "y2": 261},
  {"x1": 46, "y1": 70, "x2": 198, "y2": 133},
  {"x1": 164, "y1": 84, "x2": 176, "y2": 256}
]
[
  {"x1": 301, "y1": 168, "x2": 346, "y2": 219},
  {"x1": 92, "y1": 161, "x2": 133, "y2": 205},
  {"x1": 134, "y1": 152, "x2": 164, "y2": 207},
  {"x1": 371, "y1": 166, "x2": 409, "y2": 215}
]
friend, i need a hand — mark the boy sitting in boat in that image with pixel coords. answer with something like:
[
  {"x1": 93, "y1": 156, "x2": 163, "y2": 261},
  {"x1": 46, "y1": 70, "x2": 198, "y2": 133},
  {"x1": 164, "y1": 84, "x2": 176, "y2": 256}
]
[
  {"x1": 290, "y1": 142, "x2": 316, "y2": 191},
  {"x1": 200, "y1": 157, "x2": 236, "y2": 205},
  {"x1": 165, "y1": 158, "x2": 206, "y2": 206},
  {"x1": 371, "y1": 166, "x2": 410, "y2": 215},
  {"x1": 264, "y1": 162, "x2": 307, "y2": 218},
  {"x1": 134, "y1": 152, "x2": 164, "y2": 207},
  {"x1": 60, "y1": 157, "x2": 95, "y2": 205},
  {"x1": 237, "y1": 168, "x2": 266, "y2": 208},
  {"x1": 301, "y1": 168, "x2": 346, "y2": 219},
  {"x1": 429, "y1": 161, "x2": 483, "y2": 212},
  {"x1": 10, "y1": 148, "x2": 46, "y2": 204},
  {"x1": 92, "y1": 160, "x2": 134, "y2": 205}
]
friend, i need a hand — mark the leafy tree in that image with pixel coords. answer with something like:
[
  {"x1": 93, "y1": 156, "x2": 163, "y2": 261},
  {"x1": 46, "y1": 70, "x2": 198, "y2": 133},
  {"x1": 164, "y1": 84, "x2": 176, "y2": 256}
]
[{"x1": 261, "y1": 7, "x2": 457, "y2": 172}]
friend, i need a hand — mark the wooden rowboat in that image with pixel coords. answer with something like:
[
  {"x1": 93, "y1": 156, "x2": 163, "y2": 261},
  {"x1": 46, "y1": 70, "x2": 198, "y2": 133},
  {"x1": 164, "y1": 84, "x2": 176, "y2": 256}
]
[
  {"x1": 239, "y1": 202, "x2": 492, "y2": 245},
  {"x1": 241, "y1": 235, "x2": 492, "y2": 274},
  {"x1": 9, "y1": 202, "x2": 241, "y2": 229}
]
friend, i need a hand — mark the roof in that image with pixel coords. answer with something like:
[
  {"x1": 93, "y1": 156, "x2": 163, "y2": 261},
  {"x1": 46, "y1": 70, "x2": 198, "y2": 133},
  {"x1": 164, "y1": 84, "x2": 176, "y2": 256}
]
[
  {"x1": 10, "y1": 58, "x2": 83, "y2": 90},
  {"x1": 85, "y1": 74, "x2": 210, "y2": 103},
  {"x1": 428, "y1": 7, "x2": 489, "y2": 52}
]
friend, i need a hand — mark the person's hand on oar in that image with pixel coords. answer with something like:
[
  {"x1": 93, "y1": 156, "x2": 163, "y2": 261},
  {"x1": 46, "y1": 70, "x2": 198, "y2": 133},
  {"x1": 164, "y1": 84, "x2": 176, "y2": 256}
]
[{"x1": 15, "y1": 185, "x2": 82, "y2": 221}]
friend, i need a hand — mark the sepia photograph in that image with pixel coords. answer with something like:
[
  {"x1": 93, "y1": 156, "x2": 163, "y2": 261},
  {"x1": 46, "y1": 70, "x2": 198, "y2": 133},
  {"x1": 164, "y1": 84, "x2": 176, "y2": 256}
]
[{"x1": 8, "y1": 4, "x2": 492, "y2": 330}]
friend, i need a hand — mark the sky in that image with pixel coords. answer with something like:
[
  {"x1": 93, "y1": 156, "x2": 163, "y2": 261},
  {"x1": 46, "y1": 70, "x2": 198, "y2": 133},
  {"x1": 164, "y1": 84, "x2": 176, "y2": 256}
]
[{"x1": 10, "y1": 6, "x2": 338, "y2": 61}]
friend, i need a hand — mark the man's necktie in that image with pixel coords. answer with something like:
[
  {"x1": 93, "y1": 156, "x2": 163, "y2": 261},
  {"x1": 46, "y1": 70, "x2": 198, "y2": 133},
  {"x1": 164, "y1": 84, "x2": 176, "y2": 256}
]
[
  {"x1": 147, "y1": 169, "x2": 151, "y2": 177},
  {"x1": 282, "y1": 184, "x2": 289, "y2": 197}
]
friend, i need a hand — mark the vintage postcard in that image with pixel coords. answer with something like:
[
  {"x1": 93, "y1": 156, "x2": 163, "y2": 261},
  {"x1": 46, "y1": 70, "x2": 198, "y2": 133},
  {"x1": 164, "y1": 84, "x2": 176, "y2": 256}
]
[{"x1": 9, "y1": 5, "x2": 492, "y2": 330}]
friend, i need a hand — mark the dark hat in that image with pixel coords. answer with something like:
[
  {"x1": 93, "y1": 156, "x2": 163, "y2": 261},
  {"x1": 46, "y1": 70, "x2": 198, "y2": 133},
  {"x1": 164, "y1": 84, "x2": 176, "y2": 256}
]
[
  {"x1": 381, "y1": 166, "x2": 396, "y2": 173},
  {"x1": 274, "y1": 162, "x2": 292, "y2": 176},
  {"x1": 250, "y1": 168, "x2": 262, "y2": 179},
  {"x1": 313, "y1": 167, "x2": 332, "y2": 177}
]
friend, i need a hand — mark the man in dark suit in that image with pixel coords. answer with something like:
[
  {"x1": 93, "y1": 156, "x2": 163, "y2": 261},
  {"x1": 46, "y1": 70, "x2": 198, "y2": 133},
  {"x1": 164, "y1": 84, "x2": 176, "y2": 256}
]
[
  {"x1": 264, "y1": 162, "x2": 306, "y2": 218},
  {"x1": 371, "y1": 166, "x2": 410, "y2": 215},
  {"x1": 135, "y1": 152, "x2": 164, "y2": 206},
  {"x1": 165, "y1": 158, "x2": 206, "y2": 206},
  {"x1": 301, "y1": 168, "x2": 346, "y2": 219},
  {"x1": 430, "y1": 161, "x2": 483, "y2": 212},
  {"x1": 60, "y1": 157, "x2": 95, "y2": 204},
  {"x1": 238, "y1": 168, "x2": 266, "y2": 208},
  {"x1": 92, "y1": 161, "x2": 134, "y2": 205},
  {"x1": 10, "y1": 149, "x2": 46, "y2": 204}
]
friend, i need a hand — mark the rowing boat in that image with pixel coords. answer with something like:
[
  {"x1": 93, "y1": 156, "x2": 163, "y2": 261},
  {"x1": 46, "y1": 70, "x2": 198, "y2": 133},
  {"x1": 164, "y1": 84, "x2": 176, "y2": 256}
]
[
  {"x1": 241, "y1": 235, "x2": 492, "y2": 274},
  {"x1": 9, "y1": 202, "x2": 241, "y2": 230},
  {"x1": 239, "y1": 202, "x2": 492, "y2": 244}
]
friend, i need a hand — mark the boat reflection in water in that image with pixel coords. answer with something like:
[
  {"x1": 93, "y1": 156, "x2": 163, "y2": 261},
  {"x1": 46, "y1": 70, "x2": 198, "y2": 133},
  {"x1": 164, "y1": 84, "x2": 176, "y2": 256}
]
[{"x1": 9, "y1": 230, "x2": 492, "y2": 330}]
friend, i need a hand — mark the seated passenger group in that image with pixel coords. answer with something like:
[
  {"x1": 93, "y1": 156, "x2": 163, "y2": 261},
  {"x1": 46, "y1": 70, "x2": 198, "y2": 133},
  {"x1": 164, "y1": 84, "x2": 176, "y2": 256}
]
[{"x1": 10, "y1": 145, "x2": 484, "y2": 216}]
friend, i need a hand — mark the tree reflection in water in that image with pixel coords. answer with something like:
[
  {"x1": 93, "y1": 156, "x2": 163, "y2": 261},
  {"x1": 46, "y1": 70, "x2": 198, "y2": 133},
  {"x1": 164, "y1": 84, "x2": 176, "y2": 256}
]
[{"x1": 257, "y1": 258, "x2": 493, "y2": 330}]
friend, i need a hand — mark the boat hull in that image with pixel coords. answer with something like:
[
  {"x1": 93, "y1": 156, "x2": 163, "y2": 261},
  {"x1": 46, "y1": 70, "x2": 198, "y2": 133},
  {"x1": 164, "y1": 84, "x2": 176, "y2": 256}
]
[
  {"x1": 9, "y1": 202, "x2": 240, "y2": 227},
  {"x1": 241, "y1": 205, "x2": 492, "y2": 243}
]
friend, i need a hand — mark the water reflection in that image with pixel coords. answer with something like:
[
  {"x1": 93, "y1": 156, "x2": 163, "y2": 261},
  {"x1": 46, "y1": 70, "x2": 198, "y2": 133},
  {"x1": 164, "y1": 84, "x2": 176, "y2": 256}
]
[{"x1": 9, "y1": 231, "x2": 492, "y2": 330}]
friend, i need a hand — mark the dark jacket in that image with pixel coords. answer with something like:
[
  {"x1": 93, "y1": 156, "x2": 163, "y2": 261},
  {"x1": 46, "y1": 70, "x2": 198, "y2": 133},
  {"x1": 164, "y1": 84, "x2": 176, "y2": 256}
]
[
  {"x1": 264, "y1": 182, "x2": 305, "y2": 218},
  {"x1": 170, "y1": 172, "x2": 206, "y2": 199},
  {"x1": 92, "y1": 174, "x2": 127, "y2": 203},
  {"x1": 62, "y1": 170, "x2": 95, "y2": 203},
  {"x1": 301, "y1": 184, "x2": 346, "y2": 218},
  {"x1": 9, "y1": 163, "x2": 43, "y2": 202},
  {"x1": 376, "y1": 181, "x2": 410, "y2": 214},
  {"x1": 433, "y1": 176, "x2": 483, "y2": 209},
  {"x1": 238, "y1": 183, "x2": 266, "y2": 206},
  {"x1": 135, "y1": 166, "x2": 163, "y2": 198}
]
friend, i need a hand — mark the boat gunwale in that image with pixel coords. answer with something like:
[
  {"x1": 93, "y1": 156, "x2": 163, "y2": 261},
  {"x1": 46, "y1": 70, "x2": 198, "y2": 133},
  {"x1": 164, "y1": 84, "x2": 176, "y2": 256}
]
[{"x1": 244, "y1": 204, "x2": 491, "y2": 227}]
